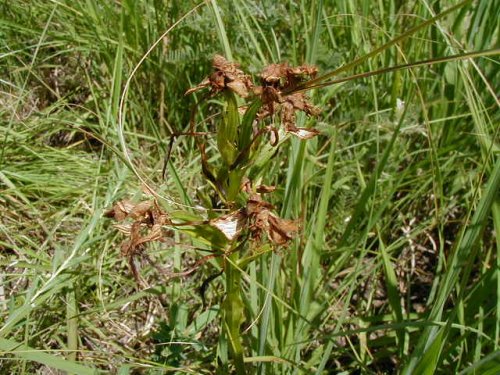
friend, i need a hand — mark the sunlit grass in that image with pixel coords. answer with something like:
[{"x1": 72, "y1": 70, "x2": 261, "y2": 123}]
[{"x1": 0, "y1": 0, "x2": 498, "y2": 373}]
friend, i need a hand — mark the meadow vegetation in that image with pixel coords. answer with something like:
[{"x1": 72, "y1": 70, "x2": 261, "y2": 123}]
[{"x1": 0, "y1": 0, "x2": 499, "y2": 373}]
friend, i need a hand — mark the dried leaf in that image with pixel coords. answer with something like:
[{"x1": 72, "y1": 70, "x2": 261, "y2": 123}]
[
  {"x1": 256, "y1": 184, "x2": 276, "y2": 193},
  {"x1": 227, "y1": 80, "x2": 249, "y2": 98},
  {"x1": 267, "y1": 214, "x2": 298, "y2": 245}
]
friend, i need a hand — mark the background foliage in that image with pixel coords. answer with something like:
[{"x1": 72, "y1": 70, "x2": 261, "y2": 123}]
[{"x1": 0, "y1": 0, "x2": 498, "y2": 373}]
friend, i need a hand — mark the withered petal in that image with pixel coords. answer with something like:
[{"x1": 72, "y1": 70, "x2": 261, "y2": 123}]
[
  {"x1": 227, "y1": 80, "x2": 249, "y2": 98},
  {"x1": 269, "y1": 126, "x2": 279, "y2": 146},
  {"x1": 185, "y1": 77, "x2": 210, "y2": 96},
  {"x1": 210, "y1": 210, "x2": 246, "y2": 241},
  {"x1": 287, "y1": 127, "x2": 320, "y2": 139},
  {"x1": 113, "y1": 223, "x2": 132, "y2": 234},
  {"x1": 105, "y1": 200, "x2": 144, "y2": 221},
  {"x1": 213, "y1": 54, "x2": 240, "y2": 72},
  {"x1": 128, "y1": 200, "x2": 154, "y2": 220},
  {"x1": 267, "y1": 213, "x2": 298, "y2": 245},
  {"x1": 287, "y1": 64, "x2": 318, "y2": 78},
  {"x1": 260, "y1": 63, "x2": 288, "y2": 83},
  {"x1": 256, "y1": 184, "x2": 276, "y2": 193}
]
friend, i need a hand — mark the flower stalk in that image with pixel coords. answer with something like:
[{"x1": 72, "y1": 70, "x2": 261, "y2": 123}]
[{"x1": 223, "y1": 250, "x2": 246, "y2": 374}]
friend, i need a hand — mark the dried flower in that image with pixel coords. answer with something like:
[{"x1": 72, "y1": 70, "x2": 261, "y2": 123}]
[
  {"x1": 254, "y1": 62, "x2": 321, "y2": 139},
  {"x1": 186, "y1": 55, "x2": 253, "y2": 98}
]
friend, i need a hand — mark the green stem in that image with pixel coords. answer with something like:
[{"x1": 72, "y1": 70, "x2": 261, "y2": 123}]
[{"x1": 224, "y1": 251, "x2": 246, "y2": 374}]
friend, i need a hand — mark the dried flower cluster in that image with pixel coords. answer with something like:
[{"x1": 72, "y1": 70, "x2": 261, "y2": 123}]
[
  {"x1": 185, "y1": 55, "x2": 253, "y2": 98},
  {"x1": 107, "y1": 186, "x2": 298, "y2": 276},
  {"x1": 257, "y1": 63, "x2": 321, "y2": 139},
  {"x1": 245, "y1": 193, "x2": 298, "y2": 245},
  {"x1": 105, "y1": 200, "x2": 172, "y2": 279},
  {"x1": 187, "y1": 55, "x2": 321, "y2": 140},
  {"x1": 209, "y1": 180, "x2": 298, "y2": 246}
]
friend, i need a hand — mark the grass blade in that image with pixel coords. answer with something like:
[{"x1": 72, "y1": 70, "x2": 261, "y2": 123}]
[
  {"x1": 295, "y1": 49, "x2": 500, "y2": 92},
  {"x1": 404, "y1": 157, "x2": 500, "y2": 373},
  {"x1": 0, "y1": 338, "x2": 97, "y2": 375},
  {"x1": 289, "y1": 0, "x2": 473, "y2": 93}
]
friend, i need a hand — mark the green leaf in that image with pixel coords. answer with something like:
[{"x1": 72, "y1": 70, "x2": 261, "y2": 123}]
[
  {"x1": 0, "y1": 338, "x2": 97, "y2": 375},
  {"x1": 179, "y1": 224, "x2": 228, "y2": 250},
  {"x1": 238, "y1": 99, "x2": 262, "y2": 152},
  {"x1": 186, "y1": 306, "x2": 220, "y2": 336},
  {"x1": 218, "y1": 91, "x2": 239, "y2": 166},
  {"x1": 227, "y1": 168, "x2": 246, "y2": 202},
  {"x1": 404, "y1": 158, "x2": 500, "y2": 373},
  {"x1": 458, "y1": 350, "x2": 500, "y2": 375},
  {"x1": 292, "y1": 0, "x2": 474, "y2": 93}
]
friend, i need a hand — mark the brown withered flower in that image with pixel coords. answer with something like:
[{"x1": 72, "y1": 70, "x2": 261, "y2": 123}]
[
  {"x1": 110, "y1": 200, "x2": 170, "y2": 250},
  {"x1": 208, "y1": 194, "x2": 298, "y2": 246},
  {"x1": 255, "y1": 62, "x2": 321, "y2": 139},
  {"x1": 186, "y1": 55, "x2": 320, "y2": 140},
  {"x1": 185, "y1": 54, "x2": 253, "y2": 98},
  {"x1": 246, "y1": 193, "x2": 298, "y2": 245},
  {"x1": 281, "y1": 92, "x2": 321, "y2": 138},
  {"x1": 208, "y1": 180, "x2": 298, "y2": 246},
  {"x1": 210, "y1": 209, "x2": 246, "y2": 241},
  {"x1": 105, "y1": 199, "x2": 172, "y2": 283}
]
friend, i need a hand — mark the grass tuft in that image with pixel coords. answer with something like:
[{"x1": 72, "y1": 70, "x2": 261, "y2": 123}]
[{"x1": 1, "y1": 0, "x2": 498, "y2": 373}]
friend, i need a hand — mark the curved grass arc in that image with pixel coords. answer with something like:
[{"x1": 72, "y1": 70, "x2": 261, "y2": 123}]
[{"x1": 117, "y1": 2, "x2": 207, "y2": 210}]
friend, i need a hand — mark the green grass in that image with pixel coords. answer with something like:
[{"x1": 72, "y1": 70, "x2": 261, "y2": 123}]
[{"x1": 1, "y1": 0, "x2": 499, "y2": 373}]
